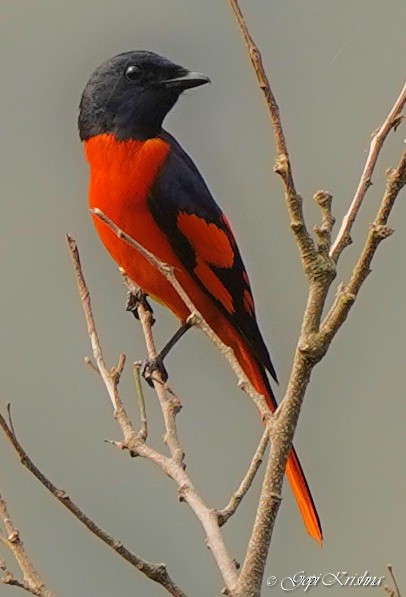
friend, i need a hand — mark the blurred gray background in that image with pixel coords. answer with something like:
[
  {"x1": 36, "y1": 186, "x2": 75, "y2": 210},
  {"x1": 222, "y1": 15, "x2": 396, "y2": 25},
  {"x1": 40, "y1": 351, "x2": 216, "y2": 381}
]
[{"x1": 1, "y1": 1, "x2": 405, "y2": 595}]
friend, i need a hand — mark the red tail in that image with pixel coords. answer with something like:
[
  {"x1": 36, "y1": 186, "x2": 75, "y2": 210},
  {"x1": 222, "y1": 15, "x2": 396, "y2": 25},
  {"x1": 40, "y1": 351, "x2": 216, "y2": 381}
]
[
  {"x1": 285, "y1": 446, "x2": 322, "y2": 544},
  {"x1": 260, "y1": 377, "x2": 322, "y2": 543},
  {"x1": 229, "y1": 332, "x2": 323, "y2": 544},
  {"x1": 261, "y1": 372, "x2": 322, "y2": 544}
]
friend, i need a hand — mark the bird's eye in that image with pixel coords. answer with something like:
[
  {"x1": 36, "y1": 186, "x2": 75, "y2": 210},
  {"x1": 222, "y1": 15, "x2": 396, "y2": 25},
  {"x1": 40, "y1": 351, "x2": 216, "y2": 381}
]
[{"x1": 125, "y1": 65, "x2": 143, "y2": 82}]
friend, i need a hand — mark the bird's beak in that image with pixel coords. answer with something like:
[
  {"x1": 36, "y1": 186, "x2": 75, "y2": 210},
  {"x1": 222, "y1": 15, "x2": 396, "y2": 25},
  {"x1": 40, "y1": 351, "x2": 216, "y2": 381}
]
[{"x1": 161, "y1": 71, "x2": 211, "y2": 90}]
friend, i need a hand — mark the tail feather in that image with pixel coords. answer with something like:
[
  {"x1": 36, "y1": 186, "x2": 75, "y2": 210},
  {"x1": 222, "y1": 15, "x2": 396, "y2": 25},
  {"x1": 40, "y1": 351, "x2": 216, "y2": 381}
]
[
  {"x1": 213, "y1": 316, "x2": 323, "y2": 543},
  {"x1": 245, "y1": 349, "x2": 323, "y2": 544},
  {"x1": 286, "y1": 448, "x2": 323, "y2": 544}
]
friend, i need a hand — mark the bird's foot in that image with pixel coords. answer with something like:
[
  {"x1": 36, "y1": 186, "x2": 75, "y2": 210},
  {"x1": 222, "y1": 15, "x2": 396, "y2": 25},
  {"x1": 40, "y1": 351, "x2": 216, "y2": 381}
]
[
  {"x1": 126, "y1": 289, "x2": 155, "y2": 324},
  {"x1": 142, "y1": 356, "x2": 168, "y2": 387}
]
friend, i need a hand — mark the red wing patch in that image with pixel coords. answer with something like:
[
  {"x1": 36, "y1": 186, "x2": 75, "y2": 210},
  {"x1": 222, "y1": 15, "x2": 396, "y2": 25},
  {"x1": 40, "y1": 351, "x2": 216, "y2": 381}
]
[
  {"x1": 177, "y1": 212, "x2": 234, "y2": 268},
  {"x1": 243, "y1": 289, "x2": 255, "y2": 316},
  {"x1": 194, "y1": 258, "x2": 234, "y2": 314}
]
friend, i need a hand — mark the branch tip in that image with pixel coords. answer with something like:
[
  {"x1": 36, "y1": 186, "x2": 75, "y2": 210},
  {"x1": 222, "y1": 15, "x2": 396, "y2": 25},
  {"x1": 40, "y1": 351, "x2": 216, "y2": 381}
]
[{"x1": 330, "y1": 80, "x2": 406, "y2": 261}]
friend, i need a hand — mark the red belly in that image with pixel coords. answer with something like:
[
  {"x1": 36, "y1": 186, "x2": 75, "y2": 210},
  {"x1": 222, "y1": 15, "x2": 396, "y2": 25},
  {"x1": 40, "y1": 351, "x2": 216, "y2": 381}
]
[
  {"x1": 85, "y1": 133, "x2": 192, "y2": 320},
  {"x1": 84, "y1": 133, "x2": 264, "y2": 390}
]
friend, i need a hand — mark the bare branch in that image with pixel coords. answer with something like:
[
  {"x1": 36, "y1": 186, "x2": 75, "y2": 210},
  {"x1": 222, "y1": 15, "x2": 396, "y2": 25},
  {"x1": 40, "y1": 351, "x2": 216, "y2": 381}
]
[
  {"x1": 91, "y1": 208, "x2": 270, "y2": 419},
  {"x1": 234, "y1": 355, "x2": 310, "y2": 597},
  {"x1": 131, "y1": 283, "x2": 184, "y2": 464},
  {"x1": 234, "y1": 151, "x2": 406, "y2": 597},
  {"x1": 0, "y1": 414, "x2": 189, "y2": 597},
  {"x1": 234, "y1": 101, "x2": 406, "y2": 597},
  {"x1": 228, "y1": 0, "x2": 317, "y2": 269},
  {"x1": 110, "y1": 353, "x2": 126, "y2": 384},
  {"x1": 227, "y1": 4, "x2": 405, "y2": 596},
  {"x1": 0, "y1": 491, "x2": 56, "y2": 597},
  {"x1": 124, "y1": 281, "x2": 239, "y2": 590},
  {"x1": 133, "y1": 362, "x2": 148, "y2": 441},
  {"x1": 217, "y1": 428, "x2": 269, "y2": 526},
  {"x1": 330, "y1": 81, "x2": 406, "y2": 261},
  {"x1": 322, "y1": 149, "x2": 406, "y2": 340},
  {"x1": 384, "y1": 564, "x2": 402, "y2": 597},
  {"x1": 67, "y1": 235, "x2": 137, "y2": 447},
  {"x1": 313, "y1": 191, "x2": 335, "y2": 254},
  {"x1": 67, "y1": 238, "x2": 239, "y2": 592}
]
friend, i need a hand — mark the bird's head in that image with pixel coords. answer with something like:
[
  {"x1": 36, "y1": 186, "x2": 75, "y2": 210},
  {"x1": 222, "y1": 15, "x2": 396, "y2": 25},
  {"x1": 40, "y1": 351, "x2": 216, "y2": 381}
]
[{"x1": 78, "y1": 50, "x2": 210, "y2": 141}]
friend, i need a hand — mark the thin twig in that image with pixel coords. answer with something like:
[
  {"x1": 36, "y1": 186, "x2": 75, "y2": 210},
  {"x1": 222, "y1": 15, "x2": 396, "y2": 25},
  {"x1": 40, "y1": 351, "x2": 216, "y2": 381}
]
[
  {"x1": 133, "y1": 362, "x2": 148, "y2": 441},
  {"x1": 216, "y1": 428, "x2": 269, "y2": 526},
  {"x1": 322, "y1": 149, "x2": 406, "y2": 340},
  {"x1": 0, "y1": 414, "x2": 189, "y2": 597},
  {"x1": 91, "y1": 208, "x2": 270, "y2": 419},
  {"x1": 84, "y1": 355, "x2": 99, "y2": 375},
  {"x1": 330, "y1": 80, "x2": 406, "y2": 261},
  {"x1": 125, "y1": 279, "x2": 184, "y2": 463},
  {"x1": 68, "y1": 239, "x2": 239, "y2": 593},
  {"x1": 0, "y1": 491, "x2": 56, "y2": 597},
  {"x1": 234, "y1": 151, "x2": 406, "y2": 597},
  {"x1": 228, "y1": 0, "x2": 317, "y2": 270},
  {"x1": 313, "y1": 191, "x2": 335, "y2": 255},
  {"x1": 110, "y1": 353, "x2": 126, "y2": 383},
  {"x1": 6, "y1": 403, "x2": 16, "y2": 439},
  {"x1": 384, "y1": 564, "x2": 402, "y2": 597},
  {"x1": 67, "y1": 235, "x2": 138, "y2": 446},
  {"x1": 227, "y1": 3, "x2": 406, "y2": 596},
  {"x1": 124, "y1": 282, "x2": 239, "y2": 590}
]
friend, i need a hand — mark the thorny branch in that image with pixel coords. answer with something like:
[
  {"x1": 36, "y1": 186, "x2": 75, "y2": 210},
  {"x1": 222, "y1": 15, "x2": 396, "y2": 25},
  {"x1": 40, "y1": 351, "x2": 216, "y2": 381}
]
[{"x1": 0, "y1": 490, "x2": 56, "y2": 596}]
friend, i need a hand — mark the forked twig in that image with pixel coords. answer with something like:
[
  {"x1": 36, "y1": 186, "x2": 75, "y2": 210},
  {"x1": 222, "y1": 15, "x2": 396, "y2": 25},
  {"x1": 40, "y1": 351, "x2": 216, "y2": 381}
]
[
  {"x1": 0, "y1": 491, "x2": 56, "y2": 597},
  {"x1": 91, "y1": 208, "x2": 270, "y2": 419},
  {"x1": 321, "y1": 149, "x2": 406, "y2": 340},
  {"x1": 67, "y1": 236, "x2": 239, "y2": 592},
  {"x1": 0, "y1": 413, "x2": 188, "y2": 597},
  {"x1": 330, "y1": 81, "x2": 406, "y2": 261},
  {"x1": 67, "y1": 235, "x2": 136, "y2": 444},
  {"x1": 228, "y1": 0, "x2": 317, "y2": 269},
  {"x1": 217, "y1": 428, "x2": 269, "y2": 526},
  {"x1": 227, "y1": 2, "x2": 406, "y2": 595},
  {"x1": 384, "y1": 564, "x2": 402, "y2": 597}
]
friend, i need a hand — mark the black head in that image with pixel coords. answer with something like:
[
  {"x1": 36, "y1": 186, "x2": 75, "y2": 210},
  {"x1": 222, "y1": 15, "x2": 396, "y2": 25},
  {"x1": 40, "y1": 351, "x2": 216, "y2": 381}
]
[{"x1": 78, "y1": 51, "x2": 210, "y2": 141}]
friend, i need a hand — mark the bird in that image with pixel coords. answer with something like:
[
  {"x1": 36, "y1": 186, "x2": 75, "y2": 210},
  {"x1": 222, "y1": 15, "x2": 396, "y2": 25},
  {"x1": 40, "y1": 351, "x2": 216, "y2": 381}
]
[{"x1": 78, "y1": 50, "x2": 322, "y2": 544}]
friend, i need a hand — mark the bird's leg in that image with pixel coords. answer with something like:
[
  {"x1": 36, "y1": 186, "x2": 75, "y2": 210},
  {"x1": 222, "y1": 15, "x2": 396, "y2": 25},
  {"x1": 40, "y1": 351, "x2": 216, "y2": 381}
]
[
  {"x1": 159, "y1": 319, "x2": 194, "y2": 361},
  {"x1": 125, "y1": 288, "x2": 155, "y2": 324},
  {"x1": 142, "y1": 319, "x2": 194, "y2": 387}
]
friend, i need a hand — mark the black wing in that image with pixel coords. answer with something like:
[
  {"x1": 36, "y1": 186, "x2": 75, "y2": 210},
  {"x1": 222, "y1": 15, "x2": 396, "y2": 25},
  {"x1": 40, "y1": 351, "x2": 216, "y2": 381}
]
[{"x1": 148, "y1": 130, "x2": 277, "y2": 382}]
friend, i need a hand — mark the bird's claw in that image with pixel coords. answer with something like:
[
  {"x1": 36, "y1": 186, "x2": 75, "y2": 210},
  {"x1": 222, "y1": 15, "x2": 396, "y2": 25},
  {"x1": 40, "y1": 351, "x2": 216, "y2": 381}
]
[
  {"x1": 142, "y1": 356, "x2": 168, "y2": 387},
  {"x1": 126, "y1": 289, "x2": 155, "y2": 324}
]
